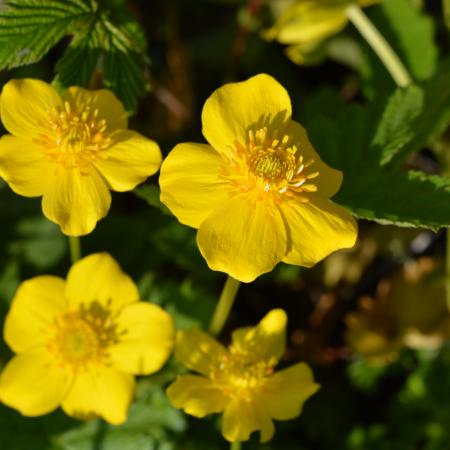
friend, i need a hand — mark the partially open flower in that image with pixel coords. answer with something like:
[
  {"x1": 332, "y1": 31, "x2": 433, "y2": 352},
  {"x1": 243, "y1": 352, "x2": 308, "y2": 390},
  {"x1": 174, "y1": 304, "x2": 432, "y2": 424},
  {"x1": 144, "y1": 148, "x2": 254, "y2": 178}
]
[
  {"x1": 160, "y1": 74, "x2": 357, "y2": 282},
  {"x1": 167, "y1": 309, "x2": 319, "y2": 443},
  {"x1": 0, "y1": 253, "x2": 174, "y2": 424},
  {"x1": 0, "y1": 79, "x2": 162, "y2": 236}
]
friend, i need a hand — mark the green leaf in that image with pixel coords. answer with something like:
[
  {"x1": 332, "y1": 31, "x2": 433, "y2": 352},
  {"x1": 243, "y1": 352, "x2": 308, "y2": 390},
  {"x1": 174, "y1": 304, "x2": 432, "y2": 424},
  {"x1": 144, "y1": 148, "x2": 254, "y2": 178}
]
[
  {"x1": 306, "y1": 77, "x2": 450, "y2": 230},
  {"x1": 0, "y1": 0, "x2": 95, "y2": 69}
]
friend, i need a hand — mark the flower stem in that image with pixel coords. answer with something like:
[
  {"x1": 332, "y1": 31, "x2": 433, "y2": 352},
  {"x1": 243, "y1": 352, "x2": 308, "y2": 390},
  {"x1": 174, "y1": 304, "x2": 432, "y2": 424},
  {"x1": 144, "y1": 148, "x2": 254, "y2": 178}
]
[
  {"x1": 230, "y1": 441, "x2": 242, "y2": 450},
  {"x1": 208, "y1": 276, "x2": 241, "y2": 336},
  {"x1": 346, "y1": 4, "x2": 412, "y2": 88},
  {"x1": 69, "y1": 236, "x2": 81, "y2": 264}
]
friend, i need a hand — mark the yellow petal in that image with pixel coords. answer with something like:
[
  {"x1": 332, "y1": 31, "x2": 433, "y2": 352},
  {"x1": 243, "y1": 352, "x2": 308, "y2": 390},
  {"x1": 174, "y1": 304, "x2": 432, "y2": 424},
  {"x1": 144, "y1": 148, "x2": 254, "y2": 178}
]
[
  {"x1": 288, "y1": 120, "x2": 343, "y2": 198},
  {"x1": 0, "y1": 78, "x2": 62, "y2": 139},
  {"x1": 231, "y1": 309, "x2": 287, "y2": 365},
  {"x1": 62, "y1": 86, "x2": 128, "y2": 133},
  {"x1": 110, "y1": 302, "x2": 175, "y2": 375},
  {"x1": 94, "y1": 130, "x2": 162, "y2": 192},
  {"x1": 61, "y1": 365, "x2": 134, "y2": 425},
  {"x1": 166, "y1": 375, "x2": 228, "y2": 418},
  {"x1": 0, "y1": 135, "x2": 52, "y2": 197},
  {"x1": 42, "y1": 166, "x2": 111, "y2": 236},
  {"x1": 159, "y1": 143, "x2": 230, "y2": 228},
  {"x1": 197, "y1": 195, "x2": 287, "y2": 282},
  {"x1": 0, "y1": 346, "x2": 71, "y2": 416},
  {"x1": 4, "y1": 276, "x2": 66, "y2": 353},
  {"x1": 202, "y1": 74, "x2": 292, "y2": 157},
  {"x1": 281, "y1": 195, "x2": 357, "y2": 267},
  {"x1": 222, "y1": 397, "x2": 274, "y2": 443},
  {"x1": 266, "y1": 2, "x2": 348, "y2": 45},
  {"x1": 174, "y1": 328, "x2": 227, "y2": 375},
  {"x1": 261, "y1": 363, "x2": 320, "y2": 420},
  {"x1": 65, "y1": 252, "x2": 139, "y2": 311}
]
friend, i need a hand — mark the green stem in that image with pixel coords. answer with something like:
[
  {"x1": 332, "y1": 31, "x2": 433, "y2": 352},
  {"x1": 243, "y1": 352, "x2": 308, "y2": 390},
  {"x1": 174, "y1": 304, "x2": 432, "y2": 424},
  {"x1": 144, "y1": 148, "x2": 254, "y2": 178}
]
[
  {"x1": 230, "y1": 441, "x2": 242, "y2": 450},
  {"x1": 69, "y1": 236, "x2": 81, "y2": 264},
  {"x1": 208, "y1": 276, "x2": 241, "y2": 336},
  {"x1": 447, "y1": 230, "x2": 450, "y2": 310},
  {"x1": 346, "y1": 4, "x2": 412, "y2": 88}
]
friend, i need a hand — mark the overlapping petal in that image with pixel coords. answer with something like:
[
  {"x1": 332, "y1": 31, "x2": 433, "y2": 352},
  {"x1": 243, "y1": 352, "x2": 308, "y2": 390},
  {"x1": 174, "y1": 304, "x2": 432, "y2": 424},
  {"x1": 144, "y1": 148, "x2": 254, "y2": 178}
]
[
  {"x1": 166, "y1": 375, "x2": 229, "y2": 418},
  {"x1": 41, "y1": 166, "x2": 111, "y2": 236},
  {"x1": 65, "y1": 252, "x2": 139, "y2": 310},
  {"x1": 0, "y1": 78, "x2": 62, "y2": 139},
  {"x1": 0, "y1": 347, "x2": 72, "y2": 416},
  {"x1": 4, "y1": 276, "x2": 66, "y2": 353},
  {"x1": 202, "y1": 74, "x2": 292, "y2": 157},
  {"x1": 281, "y1": 195, "x2": 357, "y2": 267},
  {"x1": 94, "y1": 130, "x2": 162, "y2": 192},
  {"x1": 110, "y1": 302, "x2": 175, "y2": 375},
  {"x1": 61, "y1": 365, "x2": 134, "y2": 425},
  {"x1": 0, "y1": 135, "x2": 53, "y2": 197},
  {"x1": 159, "y1": 143, "x2": 230, "y2": 228},
  {"x1": 197, "y1": 195, "x2": 288, "y2": 282}
]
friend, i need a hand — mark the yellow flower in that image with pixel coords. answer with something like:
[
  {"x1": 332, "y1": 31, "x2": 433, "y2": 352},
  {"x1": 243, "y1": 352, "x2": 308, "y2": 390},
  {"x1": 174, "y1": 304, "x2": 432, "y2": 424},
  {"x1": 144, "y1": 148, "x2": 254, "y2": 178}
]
[
  {"x1": 159, "y1": 74, "x2": 357, "y2": 282},
  {"x1": 166, "y1": 309, "x2": 319, "y2": 443},
  {"x1": 0, "y1": 253, "x2": 174, "y2": 424},
  {"x1": 0, "y1": 79, "x2": 162, "y2": 236},
  {"x1": 264, "y1": 0, "x2": 379, "y2": 64}
]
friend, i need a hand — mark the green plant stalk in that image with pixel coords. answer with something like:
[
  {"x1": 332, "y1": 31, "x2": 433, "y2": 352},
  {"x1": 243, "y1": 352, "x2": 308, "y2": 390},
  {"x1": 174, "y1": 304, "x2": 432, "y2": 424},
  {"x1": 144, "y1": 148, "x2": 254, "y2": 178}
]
[
  {"x1": 208, "y1": 276, "x2": 241, "y2": 336},
  {"x1": 69, "y1": 236, "x2": 81, "y2": 264},
  {"x1": 346, "y1": 4, "x2": 412, "y2": 88},
  {"x1": 231, "y1": 441, "x2": 242, "y2": 450}
]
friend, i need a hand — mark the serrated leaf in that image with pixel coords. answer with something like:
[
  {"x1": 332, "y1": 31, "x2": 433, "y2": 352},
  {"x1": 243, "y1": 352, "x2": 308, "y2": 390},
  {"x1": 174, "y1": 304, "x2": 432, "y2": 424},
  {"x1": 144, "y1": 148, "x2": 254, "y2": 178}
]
[{"x1": 0, "y1": 0, "x2": 95, "y2": 69}]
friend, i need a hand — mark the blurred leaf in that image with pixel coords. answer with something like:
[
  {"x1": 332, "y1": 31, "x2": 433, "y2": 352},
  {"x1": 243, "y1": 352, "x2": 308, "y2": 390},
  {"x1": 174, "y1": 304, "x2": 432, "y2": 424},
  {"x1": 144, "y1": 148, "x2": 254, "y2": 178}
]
[
  {"x1": 134, "y1": 185, "x2": 171, "y2": 215},
  {"x1": 445, "y1": 0, "x2": 450, "y2": 29},
  {"x1": 347, "y1": 360, "x2": 390, "y2": 392}
]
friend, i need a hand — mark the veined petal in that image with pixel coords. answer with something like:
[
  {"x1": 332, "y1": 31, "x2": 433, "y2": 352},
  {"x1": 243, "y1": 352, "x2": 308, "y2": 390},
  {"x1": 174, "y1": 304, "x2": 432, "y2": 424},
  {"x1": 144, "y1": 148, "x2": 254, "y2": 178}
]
[
  {"x1": 0, "y1": 78, "x2": 62, "y2": 139},
  {"x1": 281, "y1": 195, "x2": 357, "y2": 267},
  {"x1": 110, "y1": 302, "x2": 175, "y2": 375},
  {"x1": 266, "y1": 2, "x2": 348, "y2": 45},
  {"x1": 197, "y1": 195, "x2": 287, "y2": 282},
  {"x1": 166, "y1": 375, "x2": 228, "y2": 418},
  {"x1": 94, "y1": 130, "x2": 162, "y2": 192},
  {"x1": 41, "y1": 166, "x2": 111, "y2": 236},
  {"x1": 174, "y1": 328, "x2": 227, "y2": 376},
  {"x1": 222, "y1": 397, "x2": 274, "y2": 443},
  {"x1": 261, "y1": 363, "x2": 320, "y2": 420},
  {"x1": 160, "y1": 143, "x2": 230, "y2": 228},
  {"x1": 61, "y1": 365, "x2": 134, "y2": 425},
  {"x1": 0, "y1": 346, "x2": 72, "y2": 416},
  {"x1": 288, "y1": 120, "x2": 342, "y2": 198},
  {"x1": 231, "y1": 309, "x2": 287, "y2": 366},
  {"x1": 202, "y1": 74, "x2": 292, "y2": 157},
  {"x1": 4, "y1": 276, "x2": 66, "y2": 353},
  {"x1": 0, "y1": 135, "x2": 52, "y2": 197},
  {"x1": 65, "y1": 253, "x2": 139, "y2": 311},
  {"x1": 62, "y1": 87, "x2": 128, "y2": 133}
]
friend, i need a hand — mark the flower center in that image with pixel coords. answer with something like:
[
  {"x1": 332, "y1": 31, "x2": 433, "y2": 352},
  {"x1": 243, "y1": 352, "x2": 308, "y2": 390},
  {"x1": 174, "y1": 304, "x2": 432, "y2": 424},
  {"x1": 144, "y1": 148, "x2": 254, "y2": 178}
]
[
  {"x1": 209, "y1": 347, "x2": 273, "y2": 400},
  {"x1": 35, "y1": 101, "x2": 112, "y2": 169},
  {"x1": 48, "y1": 301, "x2": 120, "y2": 371},
  {"x1": 228, "y1": 127, "x2": 319, "y2": 198}
]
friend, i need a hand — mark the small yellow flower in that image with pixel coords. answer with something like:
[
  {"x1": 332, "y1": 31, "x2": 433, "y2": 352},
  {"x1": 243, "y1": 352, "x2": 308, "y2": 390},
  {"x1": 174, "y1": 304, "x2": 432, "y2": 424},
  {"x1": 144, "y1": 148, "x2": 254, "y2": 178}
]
[
  {"x1": 0, "y1": 79, "x2": 162, "y2": 236},
  {"x1": 159, "y1": 74, "x2": 357, "y2": 282},
  {"x1": 166, "y1": 309, "x2": 319, "y2": 443},
  {"x1": 264, "y1": 0, "x2": 379, "y2": 64},
  {"x1": 0, "y1": 253, "x2": 174, "y2": 424}
]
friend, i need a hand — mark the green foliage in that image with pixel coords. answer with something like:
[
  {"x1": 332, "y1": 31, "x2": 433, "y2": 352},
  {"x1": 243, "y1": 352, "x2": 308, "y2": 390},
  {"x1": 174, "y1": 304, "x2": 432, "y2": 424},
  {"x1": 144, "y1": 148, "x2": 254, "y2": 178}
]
[{"x1": 0, "y1": 0, "x2": 151, "y2": 112}]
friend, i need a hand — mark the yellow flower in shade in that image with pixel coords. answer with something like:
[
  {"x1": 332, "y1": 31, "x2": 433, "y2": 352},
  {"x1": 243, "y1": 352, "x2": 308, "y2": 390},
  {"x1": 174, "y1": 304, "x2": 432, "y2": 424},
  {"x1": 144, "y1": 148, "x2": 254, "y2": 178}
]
[
  {"x1": 0, "y1": 253, "x2": 174, "y2": 424},
  {"x1": 166, "y1": 309, "x2": 319, "y2": 443},
  {"x1": 0, "y1": 79, "x2": 162, "y2": 236},
  {"x1": 264, "y1": 0, "x2": 379, "y2": 64},
  {"x1": 159, "y1": 74, "x2": 357, "y2": 282}
]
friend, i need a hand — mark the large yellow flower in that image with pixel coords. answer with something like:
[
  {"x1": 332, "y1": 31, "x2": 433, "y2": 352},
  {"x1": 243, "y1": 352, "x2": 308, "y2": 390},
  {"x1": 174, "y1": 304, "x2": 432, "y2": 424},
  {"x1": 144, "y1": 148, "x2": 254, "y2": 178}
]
[
  {"x1": 0, "y1": 79, "x2": 162, "y2": 236},
  {"x1": 0, "y1": 253, "x2": 174, "y2": 424},
  {"x1": 264, "y1": 0, "x2": 379, "y2": 64},
  {"x1": 167, "y1": 309, "x2": 319, "y2": 443},
  {"x1": 159, "y1": 74, "x2": 357, "y2": 282}
]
